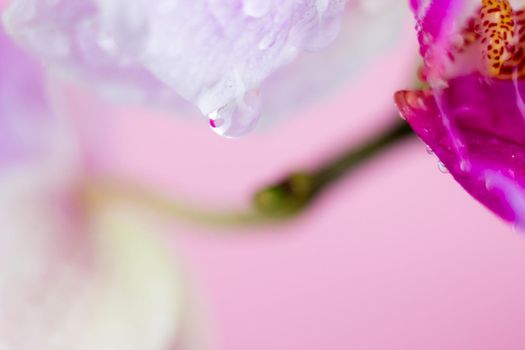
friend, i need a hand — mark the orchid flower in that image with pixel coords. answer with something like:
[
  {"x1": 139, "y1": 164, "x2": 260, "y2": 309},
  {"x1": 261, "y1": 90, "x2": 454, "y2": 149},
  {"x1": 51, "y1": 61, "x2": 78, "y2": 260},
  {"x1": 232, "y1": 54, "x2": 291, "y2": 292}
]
[
  {"x1": 395, "y1": 0, "x2": 525, "y2": 227},
  {"x1": 2, "y1": 0, "x2": 407, "y2": 137},
  {"x1": 0, "y1": 26, "x2": 195, "y2": 349}
]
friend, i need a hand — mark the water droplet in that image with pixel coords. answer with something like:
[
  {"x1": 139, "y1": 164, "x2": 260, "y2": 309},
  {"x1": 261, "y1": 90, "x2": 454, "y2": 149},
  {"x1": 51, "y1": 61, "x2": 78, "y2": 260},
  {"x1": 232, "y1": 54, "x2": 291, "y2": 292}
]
[
  {"x1": 425, "y1": 145, "x2": 434, "y2": 155},
  {"x1": 460, "y1": 159, "x2": 471, "y2": 172},
  {"x1": 437, "y1": 161, "x2": 449, "y2": 174},
  {"x1": 208, "y1": 89, "x2": 262, "y2": 138},
  {"x1": 258, "y1": 32, "x2": 276, "y2": 50},
  {"x1": 398, "y1": 111, "x2": 406, "y2": 120}
]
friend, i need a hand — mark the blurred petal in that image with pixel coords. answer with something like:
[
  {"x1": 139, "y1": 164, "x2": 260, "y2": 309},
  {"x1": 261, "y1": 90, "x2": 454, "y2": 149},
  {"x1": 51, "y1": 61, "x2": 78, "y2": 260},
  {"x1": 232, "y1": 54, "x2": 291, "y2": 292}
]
[
  {"x1": 79, "y1": 200, "x2": 188, "y2": 350},
  {"x1": 0, "y1": 22, "x2": 195, "y2": 349},
  {"x1": 0, "y1": 25, "x2": 58, "y2": 165},
  {"x1": 0, "y1": 177, "x2": 189, "y2": 349}
]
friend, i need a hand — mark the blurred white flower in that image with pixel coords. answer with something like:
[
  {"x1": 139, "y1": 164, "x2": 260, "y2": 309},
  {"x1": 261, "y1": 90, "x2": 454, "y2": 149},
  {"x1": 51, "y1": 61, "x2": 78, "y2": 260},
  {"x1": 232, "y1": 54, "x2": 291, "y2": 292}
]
[
  {"x1": 0, "y1": 178, "x2": 189, "y2": 350},
  {"x1": 0, "y1": 25, "x2": 196, "y2": 350}
]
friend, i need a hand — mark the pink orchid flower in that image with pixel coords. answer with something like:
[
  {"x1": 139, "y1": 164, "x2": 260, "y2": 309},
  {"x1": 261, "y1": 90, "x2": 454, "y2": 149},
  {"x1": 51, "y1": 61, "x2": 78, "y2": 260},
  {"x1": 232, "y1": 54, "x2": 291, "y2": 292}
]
[
  {"x1": 396, "y1": 0, "x2": 525, "y2": 228},
  {"x1": 0, "y1": 26, "x2": 197, "y2": 350}
]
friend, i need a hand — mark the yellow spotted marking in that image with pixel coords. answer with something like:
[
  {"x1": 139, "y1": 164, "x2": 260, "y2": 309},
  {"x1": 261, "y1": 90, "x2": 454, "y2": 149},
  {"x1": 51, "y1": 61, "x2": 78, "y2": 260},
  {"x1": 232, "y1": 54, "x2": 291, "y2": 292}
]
[{"x1": 480, "y1": 0, "x2": 517, "y2": 77}]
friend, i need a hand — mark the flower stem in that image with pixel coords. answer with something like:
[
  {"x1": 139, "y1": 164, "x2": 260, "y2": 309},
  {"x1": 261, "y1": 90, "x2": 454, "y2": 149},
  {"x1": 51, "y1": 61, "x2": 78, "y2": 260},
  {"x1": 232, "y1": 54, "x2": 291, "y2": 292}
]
[
  {"x1": 85, "y1": 180, "x2": 275, "y2": 228},
  {"x1": 253, "y1": 121, "x2": 414, "y2": 217},
  {"x1": 87, "y1": 121, "x2": 414, "y2": 227}
]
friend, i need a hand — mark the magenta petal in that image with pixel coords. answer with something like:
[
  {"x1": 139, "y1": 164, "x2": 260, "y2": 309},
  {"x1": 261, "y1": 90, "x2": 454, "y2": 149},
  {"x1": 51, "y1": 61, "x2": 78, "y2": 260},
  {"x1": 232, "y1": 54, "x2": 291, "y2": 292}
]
[
  {"x1": 412, "y1": 0, "x2": 467, "y2": 56},
  {"x1": 419, "y1": 0, "x2": 453, "y2": 39},
  {"x1": 396, "y1": 73, "x2": 525, "y2": 226}
]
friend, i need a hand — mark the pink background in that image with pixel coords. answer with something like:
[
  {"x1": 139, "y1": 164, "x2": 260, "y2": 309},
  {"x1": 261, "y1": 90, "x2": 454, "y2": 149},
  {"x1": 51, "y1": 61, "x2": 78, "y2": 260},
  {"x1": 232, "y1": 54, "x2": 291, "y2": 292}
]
[
  {"x1": 4, "y1": 1, "x2": 525, "y2": 349},
  {"x1": 68, "y1": 29, "x2": 525, "y2": 350}
]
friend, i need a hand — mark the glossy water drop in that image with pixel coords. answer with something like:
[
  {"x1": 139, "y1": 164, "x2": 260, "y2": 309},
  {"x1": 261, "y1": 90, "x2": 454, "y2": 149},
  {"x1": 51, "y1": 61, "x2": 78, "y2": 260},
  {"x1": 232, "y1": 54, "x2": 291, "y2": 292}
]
[
  {"x1": 425, "y1": 144, "x2": 434, "y2": 155},
  {"x1": 258, "y1": 33, "x2": 276, "y2": 50},
  {"x1": 459, "y1": 159, "x2": 471, "y2": 172},
  {"x1": 437, "y1": 161, "x2": 449, "y2": 174},
  {"x1": 208, "y1": 89, "x2": 262, "y2": 138},
  {"x1": 485, "y1": 177, "x2": 493, "y2": 190}
]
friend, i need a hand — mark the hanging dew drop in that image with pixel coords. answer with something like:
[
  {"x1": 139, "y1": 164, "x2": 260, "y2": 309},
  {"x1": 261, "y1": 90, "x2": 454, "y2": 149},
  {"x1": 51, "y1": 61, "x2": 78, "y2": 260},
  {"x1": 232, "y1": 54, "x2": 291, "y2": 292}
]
[
  {"x1": 208, "y1": 89, "x2": 262, "y2": 138},
  {"x1": 425, "y1": 144, "x2": 434, "y2": 155},
  {"x1": 208, "y1": 116, "x2": 225, "y2": 128},
  {"x1": 258, "y1": 32, "x2": 275, "y2": 50}
]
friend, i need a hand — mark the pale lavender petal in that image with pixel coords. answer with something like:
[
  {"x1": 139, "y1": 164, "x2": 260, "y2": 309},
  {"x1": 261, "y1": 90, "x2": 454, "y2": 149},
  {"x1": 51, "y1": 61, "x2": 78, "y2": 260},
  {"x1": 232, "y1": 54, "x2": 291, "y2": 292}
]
[
  {"x1": 0, "y1": 25, "x2": 56, "y2": 165},
  {"x1": 0, "y1": 176, "x2": 191, "y2": 349},
  {"x1": 3, "y1": 0, "x2": 350, "y2": 136}
]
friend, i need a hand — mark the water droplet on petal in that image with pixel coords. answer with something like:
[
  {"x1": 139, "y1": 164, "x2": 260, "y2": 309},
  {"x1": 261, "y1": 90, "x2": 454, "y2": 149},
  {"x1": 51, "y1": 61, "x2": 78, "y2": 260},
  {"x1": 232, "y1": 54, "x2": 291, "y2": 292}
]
[
  {"x1": 437, "y1": 161, "x2": 449, "y2": 174},
  {"x1": 208, "y1": 89, "x2": 262, "y2": 138},
  {"x1": 485, "y1": 177, "x2": 493, "y2": 190},
  {"x1": 425, "y1": 144, "x2": 434, "y2": 155},
  {"x1": 460, "y1": 159, "x2": 471, "y2": 172},
  {"x1": 258, "y1": 32, "x2": 276, "y2": 50}
]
